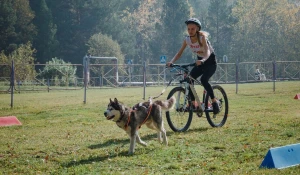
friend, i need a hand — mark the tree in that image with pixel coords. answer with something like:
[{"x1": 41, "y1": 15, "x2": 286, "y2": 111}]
[
  {"x1": 46, "y1": 0, "x2": 133, "y2": 63},
  {"x1": 151, "y1": 0, "x2": 190, "y2": 64},
  {"x1": 0, "y1": 0, "x2": 16, "y2": 54},
  {"x1": 0, "y1": 0, "x2": 36, "y2": 54},
  {"x1": 188, "y1": 0, "x2": 210, "y2": 24},
  {"x1": 30, "y1": 0, "x2": 58, "y2": 63},
  {"x1": 231, "y1": 0, "x2": 299, "y2": 62},
  {"x1": 0, "y1": 42, "x2": 36, "y2": 81},
  {"x1": 45, "y1": 0, "x2": 90, "y2": 63},
  {"x1": 207, "y1": 0, "x2": 234, "y2": 62},
  {"x1": 38, "y1": 57, "x2": 77, "y2": 86},
  {"x1": 122, "y1": 0, "x2": 164, "y2": 64},
  {"x1": 13, "y1": 0, "x2": 36, "y2": 46},
  {"x1": 86, "y1": 33, "x2": 125, "y2": 76}
]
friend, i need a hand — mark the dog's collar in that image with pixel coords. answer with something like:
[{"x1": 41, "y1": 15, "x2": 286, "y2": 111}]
[
  {"x1": 117, "y1": 109, "x2": 134, "y2": 130},
  {"x1": 116, "y1": 110, "x2": 126, "y2": 123}
]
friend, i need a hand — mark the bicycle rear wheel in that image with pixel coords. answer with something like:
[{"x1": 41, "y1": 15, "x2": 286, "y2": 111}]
[
  {"x1": 166, "y1": 87, "x2": 193, "y2": 132},
  {"x1": 205, "y1": 85, "x2": 228, "y2": 127}
]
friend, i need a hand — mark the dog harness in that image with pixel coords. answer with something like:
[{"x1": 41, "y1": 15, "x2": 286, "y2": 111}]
[{"x1": 124, "y1": 104, "x2": 153, "y2": 130}]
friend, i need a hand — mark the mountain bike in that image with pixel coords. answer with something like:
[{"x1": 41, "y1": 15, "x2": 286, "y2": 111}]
[{"x1": 165, "y1": 63, "x2": 229, "y2": 132}]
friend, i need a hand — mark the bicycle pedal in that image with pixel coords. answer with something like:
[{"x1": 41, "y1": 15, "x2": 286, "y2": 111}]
[{"x1": 191, "y1": 106, "x2": 202, "y2": 112}]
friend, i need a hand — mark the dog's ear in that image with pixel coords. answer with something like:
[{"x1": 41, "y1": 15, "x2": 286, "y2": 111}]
[
  {"x1": 114, "y1": 98, "x2": 118, "y2": 104},
  {"x1": 110, "y1": 98, "x2": 113, "y2": 103}
]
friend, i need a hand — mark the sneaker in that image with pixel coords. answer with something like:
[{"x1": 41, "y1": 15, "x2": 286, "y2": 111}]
[{"x1": 212, "y1": 100, "x2": 220, "y2": 114}]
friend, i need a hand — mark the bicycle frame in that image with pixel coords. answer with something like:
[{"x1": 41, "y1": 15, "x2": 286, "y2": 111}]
[
  {"x1": 166, "y1": 63, "x2": 229, "y2": 131},
  {"x1": 171, "y1": 64, "x2": 206, "y2": 112}
]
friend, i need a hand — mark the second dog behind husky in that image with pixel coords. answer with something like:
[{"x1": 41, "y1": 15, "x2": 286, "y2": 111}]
[{"x1": 104, "y1": 96, "x2": 175, "y2": 154}]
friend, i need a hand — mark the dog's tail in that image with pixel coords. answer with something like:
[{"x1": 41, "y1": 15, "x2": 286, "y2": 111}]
[{"x1": 155, "y1": 96, "x2": 176, "y2": 111}]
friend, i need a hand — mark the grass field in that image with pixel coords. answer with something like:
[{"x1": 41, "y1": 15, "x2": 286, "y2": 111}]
[{"x1": 0, "y1": 81, "x2": 300, "y2": 174}]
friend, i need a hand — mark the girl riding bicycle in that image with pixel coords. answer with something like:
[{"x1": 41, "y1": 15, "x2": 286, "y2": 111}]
[{"x1": 166, "y1": 18, "x2": 220, "y2": 114}]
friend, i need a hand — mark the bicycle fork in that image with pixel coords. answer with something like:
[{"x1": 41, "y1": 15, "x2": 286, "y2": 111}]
[{"x1": 174, "y1": 82, "x2": 189, "y2": 111}]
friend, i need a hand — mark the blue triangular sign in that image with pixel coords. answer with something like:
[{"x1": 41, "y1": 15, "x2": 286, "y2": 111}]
[{"x1": 260, "y1": 143, "x2": 300, "y2": 169}]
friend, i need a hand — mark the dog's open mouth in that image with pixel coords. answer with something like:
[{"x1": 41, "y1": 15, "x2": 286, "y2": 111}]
[{"x1": 106, "y1": 115, "x2": 115, "y2": 120}]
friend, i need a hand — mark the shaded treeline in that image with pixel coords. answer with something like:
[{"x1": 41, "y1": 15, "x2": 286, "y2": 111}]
[{"x1": 0, "y1": 0, "x2": 299, "y2": 66}]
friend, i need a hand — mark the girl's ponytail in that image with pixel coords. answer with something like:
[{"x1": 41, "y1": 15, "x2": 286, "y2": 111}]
[
  {"x1": 197, "y1": 31, "x2": 203, "y2": 47},
  {"x1": 197, "y1": 31, "x2": 202, "y2": 47},
  {"x1": 197, "y1": 31, "x2": 210, "y2": 47}
]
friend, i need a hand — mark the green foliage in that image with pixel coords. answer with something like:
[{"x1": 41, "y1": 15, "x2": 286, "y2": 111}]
[
  {"x1": 30, "y1": 0, "x2": 58, "y2": 63},
  {"x1": 150, "y1": 0, "x2": 190, "y2": 64},
  {"x1": 207, "y1": 0, "x2": 235, "y2": 62},
  {"x1": 121, "y1": 0, "x2": 163, "y2": 64},
  {"x1": 0, "y1": 0, "x2": 17, "y2": 53},
  {"x1": 0, "y1": 42, "x2": 36, "y2": 81},
  {"x1": 45, "y1": 0, "x2": 89, "y2": 63},
  {"x1": 161, "y1": 0, "x2": 190, "y2": 54},
  {"x1": 87, "y1": 33, "x2": 124, "y2": 61},
  {"x1": 87, "y1": 33, "x2": 125, "y2": 76},
  {"x1": 38, "y1": 57, "x2": 77, "y2": 86},
  {"x1": 0, "y1": 0, "x2": 299, "y2": 65},
  {"x1": 0, "y1": 0, "x2": 36, "y2": 54},
  {"x1": 45, "y1": 0, "x2": 136, "y2": 63},
  {"x1": 13, "y1": 0, "x2": 37, "y2": 45},
  {"x1": 188, "y1": 0, "x2": 210, "y2": 22},
  {"x1": 231, "y1": 0, "x2": 300, "y2": 62}
]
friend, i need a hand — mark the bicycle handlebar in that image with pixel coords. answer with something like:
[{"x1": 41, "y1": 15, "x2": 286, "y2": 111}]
[{"x1": 167, "y1": 63, "x2": 196, "y2": 72}]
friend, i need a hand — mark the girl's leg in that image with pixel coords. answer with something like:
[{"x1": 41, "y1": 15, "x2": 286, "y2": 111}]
[
  {"x1": 189, "y1": 66, "x2": 203, "y2": 105},
  {"x1": 200, "y1": 64, "x2": 219, "y2": 113},
  {"x1": 200, "y1": 64, "x2": 217, "y2": 100}
]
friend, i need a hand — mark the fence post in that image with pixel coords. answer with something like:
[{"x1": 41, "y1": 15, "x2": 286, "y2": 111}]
[
  {"x1": 143, "y1": 61, "x2": 146, "y2": 100},
  {"x1": 273, "y1": 61, "x2": 276, "y2": 92},
  {"x1": 17, "y1": 80, "x2": 21, "y2": 93},
  {"x1": 246, "y1": 64, "x2": 248, "y2": 82},
  {"x1": 83, "y1": 55, "x2": 88, "y2": 104},
  {"x1": 10, "y1": 60, "x2": 15, "y2": 108},
  {"x1": 99, "y1": 75, "x2": 101, "y2": 87},
  {"x1": 225, "y1": 63, "x2": 228, "y2": 83},
  {"x1": 164, "y1": 65, "x2": 166, "y2": 86},
  {"x1": 129, "y1": 66, "x2": 132, "y2": 86},
  {"x1": 235, "y1": 60, "x2": 239, "y2": 94},
  {"x1": 47, "y1": 78, "x2": 50, "y2": 92}
]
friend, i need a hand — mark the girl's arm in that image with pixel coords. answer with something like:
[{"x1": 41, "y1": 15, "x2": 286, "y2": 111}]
[
  {"x1": 196, "y1": 35, "x2": 211, "y2": 65},
  {"x1": 167, "y1": 40, "x2": 187, "y2": 66}
]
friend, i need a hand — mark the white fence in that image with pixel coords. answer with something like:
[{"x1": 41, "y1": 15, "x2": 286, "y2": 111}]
[{"x1": 0, "y1": 61, "x2": 300, "y2": 93}]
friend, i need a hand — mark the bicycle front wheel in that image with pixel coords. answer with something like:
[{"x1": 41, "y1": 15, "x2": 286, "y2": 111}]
[
  {"x1": 166, "y1": 87, "x2": 193, "y2": 132},
  {"x1": 205, "y1": 85, "x2": 229, "y2": 127}
]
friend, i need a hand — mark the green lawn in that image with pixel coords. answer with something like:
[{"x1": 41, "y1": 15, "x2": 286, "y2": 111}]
[{"x1": 0, "y1": 81, "x2": 300, "y2": 174}]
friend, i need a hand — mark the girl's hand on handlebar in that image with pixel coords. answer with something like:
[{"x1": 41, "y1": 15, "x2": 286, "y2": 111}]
[
  {"x1": 166, "y1": 62, "x2": 173, "y2": 67},
  {"x1": 196, "y1": 60, "x2": 203, "y2": 66}
]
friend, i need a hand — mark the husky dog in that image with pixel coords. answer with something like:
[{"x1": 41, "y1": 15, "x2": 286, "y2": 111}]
[{"x1": 104, "y1": 97, "x2": 175, "y2": 154}]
